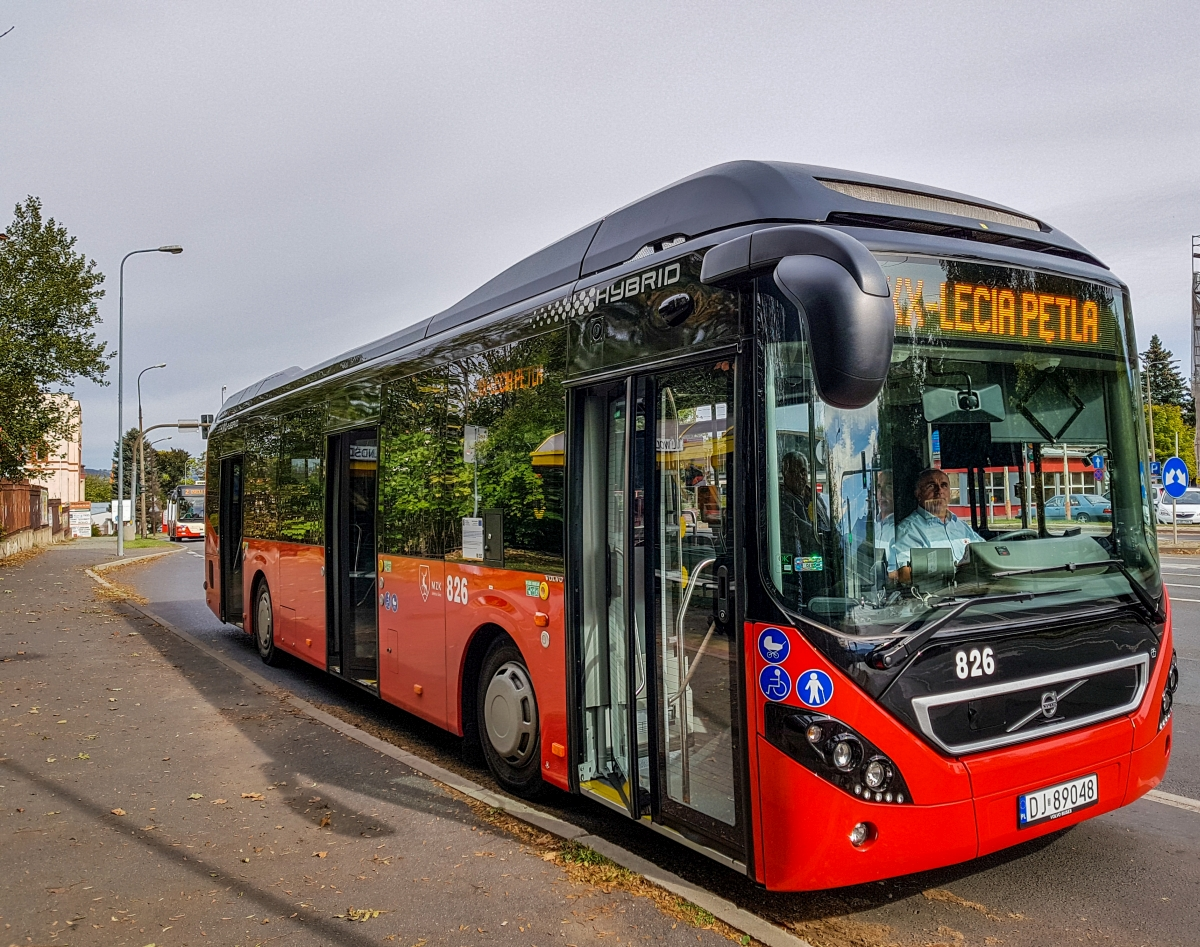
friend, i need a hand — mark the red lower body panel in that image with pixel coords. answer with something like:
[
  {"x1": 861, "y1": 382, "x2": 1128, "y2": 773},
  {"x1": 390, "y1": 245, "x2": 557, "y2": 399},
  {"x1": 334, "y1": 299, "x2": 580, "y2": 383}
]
[{"x1": 757, "y1": 739, "x2": 978, "y2": 890}]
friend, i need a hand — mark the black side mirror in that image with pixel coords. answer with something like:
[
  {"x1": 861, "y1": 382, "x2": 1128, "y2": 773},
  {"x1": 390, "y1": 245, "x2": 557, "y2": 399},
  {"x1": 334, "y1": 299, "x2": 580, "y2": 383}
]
[{"x1": 700, "y1": 225, "x2": 895, "y2": 409}]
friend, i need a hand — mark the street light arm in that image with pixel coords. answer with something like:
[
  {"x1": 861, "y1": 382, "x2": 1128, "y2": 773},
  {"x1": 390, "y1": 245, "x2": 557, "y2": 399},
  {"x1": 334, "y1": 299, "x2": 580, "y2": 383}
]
[{"x1": 116, "y1": 248, "x2": 182, "y2": 557}]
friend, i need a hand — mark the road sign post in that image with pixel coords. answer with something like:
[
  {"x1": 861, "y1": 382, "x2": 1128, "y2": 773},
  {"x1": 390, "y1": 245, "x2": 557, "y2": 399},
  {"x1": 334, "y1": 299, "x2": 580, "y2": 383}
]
[{"x1": 1162, "y1": 454, "x2": 1190, "y2": 545}]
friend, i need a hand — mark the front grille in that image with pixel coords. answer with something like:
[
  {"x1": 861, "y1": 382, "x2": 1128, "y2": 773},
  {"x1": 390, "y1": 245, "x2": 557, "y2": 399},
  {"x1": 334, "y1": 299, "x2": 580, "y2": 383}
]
[{"x1": 911, "y1": 653, "x2": 1149, "y2": 755}]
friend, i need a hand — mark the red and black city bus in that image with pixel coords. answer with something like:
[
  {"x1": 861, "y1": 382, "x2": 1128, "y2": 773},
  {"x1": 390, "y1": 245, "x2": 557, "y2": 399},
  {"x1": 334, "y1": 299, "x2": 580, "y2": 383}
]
[{"x1": 204, "y1": 161, "x2": 1179, "y2": 890}]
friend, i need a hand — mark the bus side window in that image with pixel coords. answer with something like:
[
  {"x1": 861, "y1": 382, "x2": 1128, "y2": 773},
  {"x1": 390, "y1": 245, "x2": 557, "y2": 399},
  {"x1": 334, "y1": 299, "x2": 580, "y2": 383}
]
[
  {"x1": 444, "y1": 331, "x2": 567, "y2": 573},
  {"x1": 379, "y1": 370, "x2": 453, "y2": 559},
  {"x1": 278, "y1": 407, "x2": 325, "y2": 545}
]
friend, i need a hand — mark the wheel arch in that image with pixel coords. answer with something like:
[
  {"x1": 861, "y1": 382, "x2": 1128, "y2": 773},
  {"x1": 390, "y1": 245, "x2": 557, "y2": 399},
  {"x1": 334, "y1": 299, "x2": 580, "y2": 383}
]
[
  {"x1": 460, "y1": 622, "x2": 516, "y2": 747},
  {"x1": 247, "y1": 569, "x2": 269, "y2": 638}
]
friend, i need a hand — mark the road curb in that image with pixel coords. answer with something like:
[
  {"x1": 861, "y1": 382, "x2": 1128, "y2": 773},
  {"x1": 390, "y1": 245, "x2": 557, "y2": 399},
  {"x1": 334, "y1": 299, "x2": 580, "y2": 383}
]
[{"x1": 89, "y1": 580, "x2": 812, "y2": 947}]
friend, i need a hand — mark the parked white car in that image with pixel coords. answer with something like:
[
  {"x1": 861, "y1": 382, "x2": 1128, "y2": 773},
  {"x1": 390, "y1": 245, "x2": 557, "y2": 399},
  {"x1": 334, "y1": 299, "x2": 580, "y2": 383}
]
[{"x1": 1156, "y1": 488, "x2": 1200, "y2": 524}]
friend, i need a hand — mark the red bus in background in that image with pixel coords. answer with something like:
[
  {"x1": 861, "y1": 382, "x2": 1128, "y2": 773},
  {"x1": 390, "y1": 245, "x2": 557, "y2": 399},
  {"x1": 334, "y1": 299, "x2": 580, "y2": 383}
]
[
  {"x1": 203, "y1": 162, "x2": 1177, "y2": 890},
  {"x1": 165, "y1": 484, "x2": 205, "y2": 541}
]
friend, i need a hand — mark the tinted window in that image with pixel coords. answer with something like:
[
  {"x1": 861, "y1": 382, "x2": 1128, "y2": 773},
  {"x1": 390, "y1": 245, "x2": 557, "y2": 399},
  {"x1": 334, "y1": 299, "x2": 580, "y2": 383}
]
[
  {"x1": 445, "y1": 330, "x2": 567, "y2": 572},
  {"x1": 379, "y1": 370, "x2": 458, "y2": 557},
  {"x1": 242, "y1": 420, "x2": 279, "y2": 540},
  {"x1": 278, "y1": 407, "x2": 325, "y2": 544}
]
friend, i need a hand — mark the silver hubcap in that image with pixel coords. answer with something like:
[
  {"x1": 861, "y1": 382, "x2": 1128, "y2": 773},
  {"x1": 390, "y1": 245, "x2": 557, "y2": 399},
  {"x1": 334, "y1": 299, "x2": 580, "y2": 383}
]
[
  {"x1": 484, "y1": 661, "x2": 538, "y2": 764},
  {"x1": 256, "y1": 591, "x2": 272, "y2": 651}
]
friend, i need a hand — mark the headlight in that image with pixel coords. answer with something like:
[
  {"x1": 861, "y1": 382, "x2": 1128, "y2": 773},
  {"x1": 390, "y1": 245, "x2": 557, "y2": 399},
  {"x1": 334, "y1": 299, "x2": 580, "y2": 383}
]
[
  {"x1": 831, "y1": 736, "x2": 862, "y2": 772},
  {"x1": 863, "y1": 757, "x2": 891, "y2": 790}
]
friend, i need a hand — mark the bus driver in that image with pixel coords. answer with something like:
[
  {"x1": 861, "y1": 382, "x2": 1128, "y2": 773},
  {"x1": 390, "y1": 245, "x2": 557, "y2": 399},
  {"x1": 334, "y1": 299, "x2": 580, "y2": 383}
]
[{"x1": 893, "y1": 467, "x2": 983, "y2": 584}]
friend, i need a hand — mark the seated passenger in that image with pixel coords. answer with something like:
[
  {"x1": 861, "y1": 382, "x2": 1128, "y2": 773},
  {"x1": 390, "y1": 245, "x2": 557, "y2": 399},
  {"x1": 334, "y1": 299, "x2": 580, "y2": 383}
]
[
  {"x1": 778, "y1": 451, "x2": 822, "y2": 606},
  {"x1": 893, "y1": 467, "x2": 983, "y2": 583},
  {"x1": 853, "y1": 470, "x2": 896, "y2": 572}
]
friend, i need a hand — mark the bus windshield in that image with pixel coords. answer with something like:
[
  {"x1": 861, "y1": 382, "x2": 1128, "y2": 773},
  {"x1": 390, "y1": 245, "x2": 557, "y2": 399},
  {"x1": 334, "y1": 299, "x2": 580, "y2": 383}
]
[
  {"x1": 759, "y1": 254, "x2": 1160, "y2": 637},
  {"x1": 177, "y1": 495, "x2": 205, "y2": 521}
]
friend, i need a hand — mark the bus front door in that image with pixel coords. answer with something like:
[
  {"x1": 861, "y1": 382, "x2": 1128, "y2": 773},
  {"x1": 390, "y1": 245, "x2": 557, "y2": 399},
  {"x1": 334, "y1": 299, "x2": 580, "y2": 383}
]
[
  {"x1": 575, "y1": 361, "x2": 744, "y2": 863},
  {"x1": 326, "y1": 428, "x2": 380, "y2": 690},
  {"x1": 219, "y1": 454, "x2": 245, "y2": 625}
]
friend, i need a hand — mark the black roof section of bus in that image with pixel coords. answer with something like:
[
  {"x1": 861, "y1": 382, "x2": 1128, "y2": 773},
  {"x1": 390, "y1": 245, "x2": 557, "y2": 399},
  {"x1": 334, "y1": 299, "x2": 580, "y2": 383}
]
[{"x1": 216, "y1": 160, "x2": 1101, "y2": 418}]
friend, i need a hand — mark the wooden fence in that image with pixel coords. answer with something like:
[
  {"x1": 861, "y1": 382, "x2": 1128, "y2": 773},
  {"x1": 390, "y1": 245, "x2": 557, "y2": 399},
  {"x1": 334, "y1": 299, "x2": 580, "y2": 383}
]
[{"x1": 0, "y1": 481, "x2": 49, "y2": 538}]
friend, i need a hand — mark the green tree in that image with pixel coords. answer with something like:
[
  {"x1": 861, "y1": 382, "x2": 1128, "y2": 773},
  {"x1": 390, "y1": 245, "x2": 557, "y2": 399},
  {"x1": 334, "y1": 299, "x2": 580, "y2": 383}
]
[
  {"x1": 84, "y1": 473, "x2": 112, "y2": 502},
  {"x1": 1146, "y1": 403, "x2": 1196, "y2": 481},
  {"x1": 0, "y1": 197, "x2": 108, "y2": 480},
  {"x1": 156, "y1": 448, "x2": 192, "y2": 502},
  {"x1": 1141, "y1": 335, "x2": 1194, "y2": 426}
]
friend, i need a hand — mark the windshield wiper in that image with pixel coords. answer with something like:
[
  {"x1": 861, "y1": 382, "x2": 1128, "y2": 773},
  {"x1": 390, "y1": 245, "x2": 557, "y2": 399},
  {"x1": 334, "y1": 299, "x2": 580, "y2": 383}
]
[
  {"x1": 990, "y1": 558, "x2": 1165, "y2": 622},
  {"x1": 870, "y1": 589, "x2": 1072, "y2": 670}
]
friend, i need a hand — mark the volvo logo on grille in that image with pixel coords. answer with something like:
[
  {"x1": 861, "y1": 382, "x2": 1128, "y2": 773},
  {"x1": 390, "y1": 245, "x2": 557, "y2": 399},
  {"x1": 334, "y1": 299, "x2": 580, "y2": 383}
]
[{"x1": 1041, "y1": 691, "x2": 1059, "y2": 718}]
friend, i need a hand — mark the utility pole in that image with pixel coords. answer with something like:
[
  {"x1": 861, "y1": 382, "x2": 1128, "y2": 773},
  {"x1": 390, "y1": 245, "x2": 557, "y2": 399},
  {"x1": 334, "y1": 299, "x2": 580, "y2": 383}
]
[{"x1": 1192, "y1": 235, "x2": 1200, "y2": 484}]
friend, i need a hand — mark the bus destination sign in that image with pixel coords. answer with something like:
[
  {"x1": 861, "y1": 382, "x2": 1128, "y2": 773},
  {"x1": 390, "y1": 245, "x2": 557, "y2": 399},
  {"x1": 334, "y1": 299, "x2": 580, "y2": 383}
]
[{"x1": 891, "y1": 277, "x2": 1115, "y2": 350}]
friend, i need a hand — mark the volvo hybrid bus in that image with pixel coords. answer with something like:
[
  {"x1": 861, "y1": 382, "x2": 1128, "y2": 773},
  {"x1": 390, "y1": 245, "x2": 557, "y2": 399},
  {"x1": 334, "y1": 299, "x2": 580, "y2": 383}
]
[{"x1": 203, "y1": 161, "x2": 1179, "y2": 890}]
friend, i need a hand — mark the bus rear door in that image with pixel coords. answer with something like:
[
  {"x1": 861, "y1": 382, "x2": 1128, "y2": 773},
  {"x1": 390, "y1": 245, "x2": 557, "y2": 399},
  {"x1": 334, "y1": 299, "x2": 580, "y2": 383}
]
[
  {"x1": 325, "y1": 428, "x2": 380, "y2": 689},
  {"x1": 219, "y1": 455, "x2": 245, "y2": 625}
]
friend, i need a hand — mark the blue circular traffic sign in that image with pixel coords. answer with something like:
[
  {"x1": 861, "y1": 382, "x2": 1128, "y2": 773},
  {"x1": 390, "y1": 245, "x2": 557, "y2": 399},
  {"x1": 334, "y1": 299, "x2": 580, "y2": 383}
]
[
  {"x1": 1163, "y1": 456, "x2": 1190, "y2": 499},
  {"x1": 797, "y1": 669, "x2": 834, "y2": 708},
  {"x1": 759, "y1": 665, "x2": 793, "y2": 702},
  {"x1": 757, "y1": 627, "x2": 790, "y2": 664}
]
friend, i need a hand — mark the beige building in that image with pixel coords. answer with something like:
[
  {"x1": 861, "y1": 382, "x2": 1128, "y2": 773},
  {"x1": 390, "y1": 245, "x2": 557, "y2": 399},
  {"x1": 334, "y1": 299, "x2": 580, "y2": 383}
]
[{"x1": 30, "y1": 395, "x2": 84, "y2": 505}]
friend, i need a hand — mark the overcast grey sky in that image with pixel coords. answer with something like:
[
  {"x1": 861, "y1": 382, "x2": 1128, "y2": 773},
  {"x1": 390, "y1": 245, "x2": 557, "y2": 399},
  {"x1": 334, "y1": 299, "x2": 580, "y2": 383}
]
[{"x1": 3, "y1": 1, "x2": 1197, "y2": 468}]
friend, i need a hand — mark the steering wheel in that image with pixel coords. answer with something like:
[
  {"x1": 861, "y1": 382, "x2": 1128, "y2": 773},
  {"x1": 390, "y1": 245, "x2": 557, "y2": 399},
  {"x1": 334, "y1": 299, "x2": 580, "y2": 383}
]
[{"x1": 995, "y1": 528, "x2": 1037, "y2": 541}]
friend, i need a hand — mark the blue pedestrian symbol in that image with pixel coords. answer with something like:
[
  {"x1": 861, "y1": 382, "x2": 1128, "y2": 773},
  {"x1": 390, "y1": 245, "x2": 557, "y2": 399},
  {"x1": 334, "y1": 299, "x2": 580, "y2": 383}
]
[
  {"x1": 759, "y1": 665, "x2": 792, "y2": 702},
  {"x1": 797, "y1": 669, "x2": 834, "y2": 708},
  {"x1": 1163, "y1": 456, "x2": 1190, "y2": 499},
  {"x1": 757, "y1": 627, "x2": 790, "y2": 664}
]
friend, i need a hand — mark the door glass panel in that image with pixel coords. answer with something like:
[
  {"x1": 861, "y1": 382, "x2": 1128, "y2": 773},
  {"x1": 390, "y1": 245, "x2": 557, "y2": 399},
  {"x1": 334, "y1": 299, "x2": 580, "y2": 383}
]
[
  {"x1": 579, "y1": 388, "x2": 632, "y2": 810},
  {"x1": 656, "y1": 363, "x2": 737, "y2": 825},
  {"x1": 332, "y1": 428, "x2": 379, "y2": 687}
]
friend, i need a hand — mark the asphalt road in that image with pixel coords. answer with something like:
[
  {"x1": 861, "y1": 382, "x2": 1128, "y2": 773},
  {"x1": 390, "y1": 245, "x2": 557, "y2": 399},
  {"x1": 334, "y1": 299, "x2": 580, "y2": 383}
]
[{"x1": 120, "y1": 542, "x2": 1200, "y2": 947}]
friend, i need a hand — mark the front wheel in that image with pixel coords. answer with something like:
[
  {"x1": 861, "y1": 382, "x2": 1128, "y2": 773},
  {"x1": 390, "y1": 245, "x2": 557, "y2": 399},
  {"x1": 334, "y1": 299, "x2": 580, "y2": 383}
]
[
  {"x1": 476, "y1": 637, "x2": 544, "y2": 798},
  {"x1": 254, "y1": 581, "x2": 282, "y2": 666}
]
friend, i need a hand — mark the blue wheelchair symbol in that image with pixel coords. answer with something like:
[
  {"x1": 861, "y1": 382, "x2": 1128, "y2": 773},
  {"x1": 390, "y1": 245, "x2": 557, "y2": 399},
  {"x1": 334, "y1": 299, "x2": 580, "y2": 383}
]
[
  {"x1": 757, "y1": 627, "x2": 790, "y2": 664},
  {"x1": 797, "y1": 669, "x2": 834, "y2": 708},
  {"x1": 759, "y1": 665, "x2": 792, "y2": 702}
]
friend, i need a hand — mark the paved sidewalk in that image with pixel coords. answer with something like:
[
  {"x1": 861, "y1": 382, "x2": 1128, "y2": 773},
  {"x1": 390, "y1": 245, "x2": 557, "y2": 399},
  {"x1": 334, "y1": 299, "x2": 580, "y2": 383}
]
[{"x1": 1, "y1": 544, "x2": 733, "y2": 947}]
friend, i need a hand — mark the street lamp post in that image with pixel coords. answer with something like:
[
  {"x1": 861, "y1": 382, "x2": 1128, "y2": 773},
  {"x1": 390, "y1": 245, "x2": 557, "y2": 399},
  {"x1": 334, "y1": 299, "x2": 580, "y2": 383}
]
[
  {"x1": 117, "y1": 246, "x2": 182, "y2": 557},
  {"x1": 137, "y1": 363, "x2": 167, "y2": 538}
]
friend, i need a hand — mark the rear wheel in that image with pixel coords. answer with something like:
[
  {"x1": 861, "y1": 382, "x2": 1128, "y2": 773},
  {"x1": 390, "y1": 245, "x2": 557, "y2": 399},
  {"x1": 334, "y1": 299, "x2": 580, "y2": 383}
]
[
  {"x1": 476, "y1": 637, "x2": 544, "y2": 798},
  {"x1": 254, "y1": 581, "x2": 282, "y2": 666},
  {"x1": 1075, "y1": 512, "x2": 1090, "y2": 523}
]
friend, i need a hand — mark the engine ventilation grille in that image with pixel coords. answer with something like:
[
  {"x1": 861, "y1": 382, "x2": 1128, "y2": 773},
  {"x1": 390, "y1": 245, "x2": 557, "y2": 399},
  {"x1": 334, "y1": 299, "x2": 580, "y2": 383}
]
[{"x1": 817, "y1": 179, "x2": 1042, "y2": 232}]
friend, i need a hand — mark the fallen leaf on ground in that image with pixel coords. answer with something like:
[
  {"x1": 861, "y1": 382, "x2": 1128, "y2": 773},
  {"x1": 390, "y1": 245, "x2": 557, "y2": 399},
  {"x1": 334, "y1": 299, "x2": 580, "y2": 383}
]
[
  {"x1": 319, "y1": 815, "x2": 332, "y2": 827},
  {"x1": 313, "y1": 851, "x2": 328, "y2": 858},
  {"x1": 335, "y1": 907, "x2": 384, "y2": 922},
  {"x1": 242, "y1": 792, "x2": 264, "y2": 800},
  {"x1": 46, "y1": 757, "x2": 57, "y2": 763},
  {"x1": 187, "y1": 793, "x2": 203, "y2": 800},
  {"x1": 75, "y1": 753, "x2": 90, "y2": 760},
  {"x1": 57, "y1": 719, "x2": 67, "y2": 724},
  {"x1": 212, "y1": 798, "x2": 228, "y2": 805},
  {"x1": 45, "y1": 810, "x2": 60, "y2": 816},
  {"x1": 111, "y1": 808, "x2": 126, "y2": 816},
  {"x1": 28, "y1": 707, "x2": 38, "y2": 714}
]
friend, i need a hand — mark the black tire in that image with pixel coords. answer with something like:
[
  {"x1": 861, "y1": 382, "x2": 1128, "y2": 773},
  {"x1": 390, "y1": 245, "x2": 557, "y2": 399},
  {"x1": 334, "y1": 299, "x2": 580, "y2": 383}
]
[
  {"x1": 476, "y1": 636, "x2": 544, "y2": 798},
  {"x1": 1075, "y1": 512, "x2": 1090, "y2": 523},
  {"x1": 253, "y1": 581, "x2": 282, "y2": 666}
]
